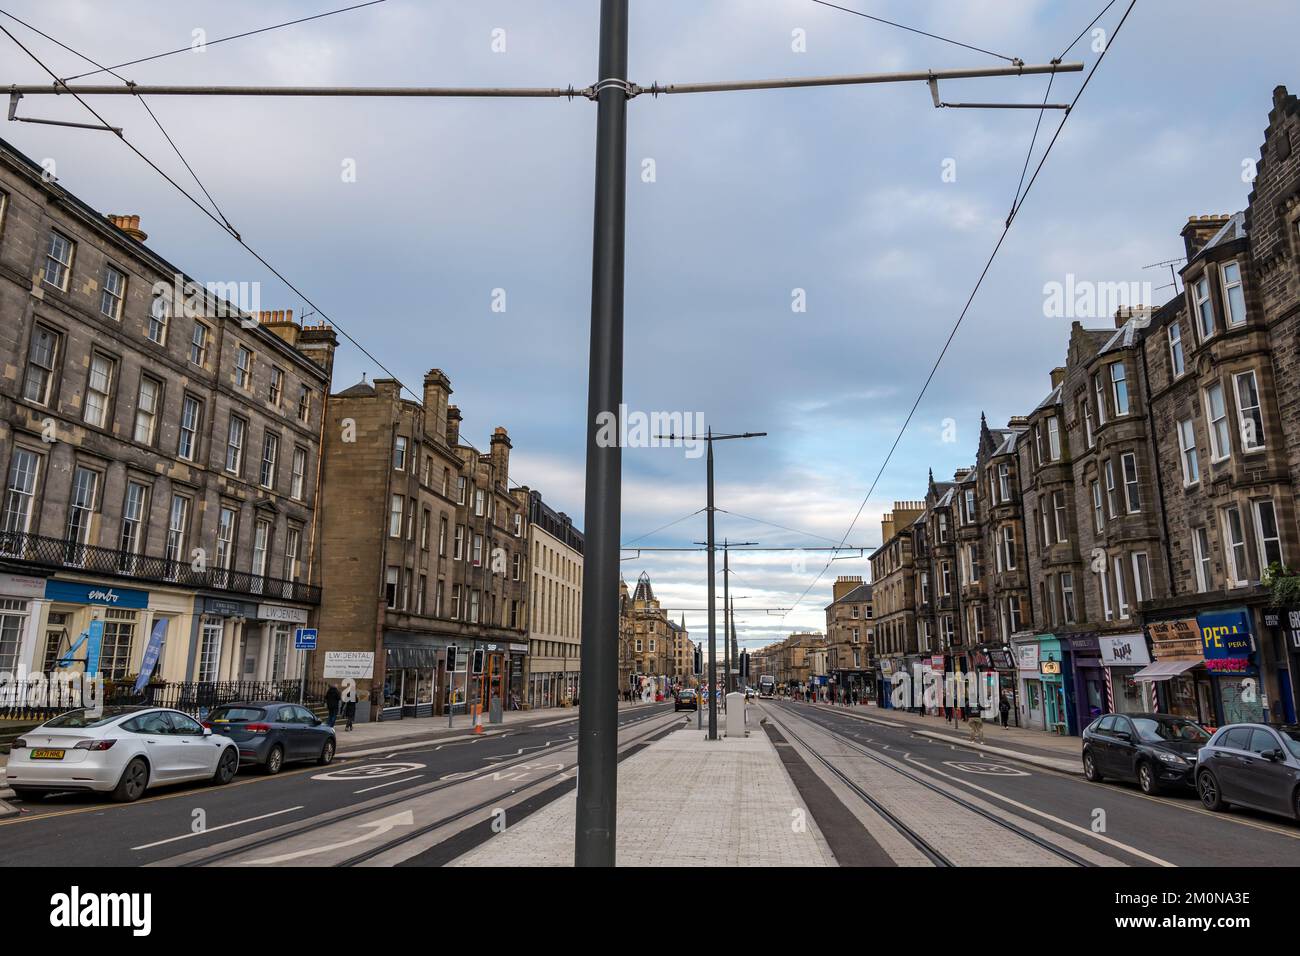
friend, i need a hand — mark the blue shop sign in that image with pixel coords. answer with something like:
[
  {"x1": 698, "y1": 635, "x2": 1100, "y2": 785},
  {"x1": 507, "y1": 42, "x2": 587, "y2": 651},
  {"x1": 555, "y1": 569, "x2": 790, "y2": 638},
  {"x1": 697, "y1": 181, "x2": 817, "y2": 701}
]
[
  {"x1": 1197, "y1": 609, "x2": 1253, "y2": 660},
  {"x1": 45, "y1": 580, "x2": 149, "y2": 609}
]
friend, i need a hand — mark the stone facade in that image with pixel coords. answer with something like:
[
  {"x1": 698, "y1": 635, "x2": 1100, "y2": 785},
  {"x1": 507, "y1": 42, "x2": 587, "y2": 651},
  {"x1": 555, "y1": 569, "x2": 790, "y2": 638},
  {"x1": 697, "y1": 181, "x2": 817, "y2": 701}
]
[
  {"x1": 524, "y1": 489, "x2": 583, "y2": 708},
  {"x1": 824, "y1": 575, "x2": 873, "y2": 698},
  {"x1": 0, "y1": 135, "x2": 334, "y2": 690}
]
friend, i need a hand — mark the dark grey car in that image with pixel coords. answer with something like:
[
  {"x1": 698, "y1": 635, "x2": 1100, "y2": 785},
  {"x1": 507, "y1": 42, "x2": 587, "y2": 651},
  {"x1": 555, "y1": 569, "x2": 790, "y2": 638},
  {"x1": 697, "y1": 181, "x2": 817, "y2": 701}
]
[
  {"x1": 1195, "y1": 723, "x2": 1300, "y2": 822},
  {"x1": 203, "y1": 701, "x2": 336, "y2": 774}
]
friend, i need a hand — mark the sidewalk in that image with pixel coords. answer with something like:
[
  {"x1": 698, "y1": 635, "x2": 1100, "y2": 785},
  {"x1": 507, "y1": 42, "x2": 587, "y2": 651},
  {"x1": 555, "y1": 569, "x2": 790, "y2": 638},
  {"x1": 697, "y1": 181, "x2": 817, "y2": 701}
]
[
  {"x1": 451, "y1": 723, "x2": 836, "y2": 867},
  {"x1": 809, "y1": 702, "x2": 1084, "y2": 775}
]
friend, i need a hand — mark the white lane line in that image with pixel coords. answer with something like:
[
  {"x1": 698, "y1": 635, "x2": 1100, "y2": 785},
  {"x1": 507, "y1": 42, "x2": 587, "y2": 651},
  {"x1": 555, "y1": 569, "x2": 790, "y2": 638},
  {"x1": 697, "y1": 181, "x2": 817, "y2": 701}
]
[
  {"x1": 132, "y1": 806, "x2": 305, "y2": 851},
  {"x1": 898, "y1": 752, "x2": 1175, "y2": 867},
  {"x1": 535, "y1": 716, "x2": 579, "y2": 727},
  {"x1": 354, "y1": 774, "x2": 424, "y2": 795}
]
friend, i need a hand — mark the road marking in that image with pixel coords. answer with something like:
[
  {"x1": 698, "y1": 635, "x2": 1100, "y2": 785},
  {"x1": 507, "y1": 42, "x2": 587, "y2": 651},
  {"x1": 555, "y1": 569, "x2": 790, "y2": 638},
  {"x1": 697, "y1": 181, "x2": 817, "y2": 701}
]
[
  {"x1": 943, "y1": 761, "x2": 1031, "y2": 777},
  {"x1": 313, "y1": 762, "x2": 425, "y2": 781},
  {"x1": 899, "y1": 752, "x2": 1175, "y2": 866},
  {"x1": 242, "y1": 810, "x2": 415, "y2": 865},
  {"x1": 354, "y1": 774, "x2": 424, "y2": 794},
  {"x1": 535, "y1": 716, "x2": 579, "y2": 727},
  {"x1": 131, "y1": 806, "x2": 305, "y2": 850}
]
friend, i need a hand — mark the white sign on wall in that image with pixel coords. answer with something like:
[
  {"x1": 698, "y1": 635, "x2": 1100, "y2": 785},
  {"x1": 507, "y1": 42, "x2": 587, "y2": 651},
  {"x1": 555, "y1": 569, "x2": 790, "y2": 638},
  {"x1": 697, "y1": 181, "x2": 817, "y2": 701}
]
[
  {"x1": 258, "y1": 604, "x2": 309, "y2": 624},
  {"x1": 323, "y1": 651, "x2": 375, "y2": 679},
  {"x1": 1098, "y1": 634, "x2": 1151, "y2": 667}
]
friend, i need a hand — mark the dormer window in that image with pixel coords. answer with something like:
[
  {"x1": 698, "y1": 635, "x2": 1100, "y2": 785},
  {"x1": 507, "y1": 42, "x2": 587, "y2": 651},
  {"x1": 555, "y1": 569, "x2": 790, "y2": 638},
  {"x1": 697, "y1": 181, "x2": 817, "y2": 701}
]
[{"x1": 1221, "y1": 261, "x2": 1246, "y2": 327}]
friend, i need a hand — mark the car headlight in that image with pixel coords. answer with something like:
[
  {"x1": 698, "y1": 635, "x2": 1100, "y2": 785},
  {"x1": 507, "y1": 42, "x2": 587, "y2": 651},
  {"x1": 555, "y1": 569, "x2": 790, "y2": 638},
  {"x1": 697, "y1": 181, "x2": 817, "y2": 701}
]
[{"x1": 1156, "y1": 751, "x2": 1187, "y2": 765}]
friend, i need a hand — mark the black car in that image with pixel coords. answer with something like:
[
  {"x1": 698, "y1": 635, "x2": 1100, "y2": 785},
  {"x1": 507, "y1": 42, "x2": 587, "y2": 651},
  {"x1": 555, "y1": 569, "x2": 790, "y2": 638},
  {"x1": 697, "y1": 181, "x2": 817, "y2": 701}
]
[
  {"x1": 204, "y1": 701, "x2": 336, "y2": 774},
  {"x1": 1195, "y1": 723, "x2": 1300, "y2": 822},
  {"x1": 674, "y1": 689, "x2": 698, "y2": 712},
  {"x1": 1082, "y1": 712, "x2": 1210, "y2": 794}
]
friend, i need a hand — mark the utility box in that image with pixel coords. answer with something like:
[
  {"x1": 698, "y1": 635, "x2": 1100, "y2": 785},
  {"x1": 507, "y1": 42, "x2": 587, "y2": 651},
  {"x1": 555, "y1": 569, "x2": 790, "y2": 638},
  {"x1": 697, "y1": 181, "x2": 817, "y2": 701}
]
[
  {"x1": 725, "y1": 692, "x2": 746, "y2": 737},
  {"x1": 489, "y1": 694, "x2": 503, "y2": 724}
]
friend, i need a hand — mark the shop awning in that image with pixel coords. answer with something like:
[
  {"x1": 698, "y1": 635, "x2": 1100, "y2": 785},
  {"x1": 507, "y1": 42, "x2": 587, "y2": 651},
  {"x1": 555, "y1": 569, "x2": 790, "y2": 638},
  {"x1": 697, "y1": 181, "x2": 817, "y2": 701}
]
[{"x1": 1131, "y1": 660, "x2": 1201, "y2": 682}]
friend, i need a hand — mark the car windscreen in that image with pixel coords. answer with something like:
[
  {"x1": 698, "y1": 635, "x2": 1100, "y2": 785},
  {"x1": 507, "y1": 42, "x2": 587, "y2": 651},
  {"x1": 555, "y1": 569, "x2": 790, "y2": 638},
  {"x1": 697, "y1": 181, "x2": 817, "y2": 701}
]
[
  {"x1": 1279, "y1": 728, "x2": 1300, "y2": 758},
  {"x1": 208, "y1": 706, "x2": 265, "y2": 722},
  {"x1": 43, "y1": 708, "x2": 136, "y2": 729},
  {"x1": 1131, "y1": 717, "x2": 1209, "y2": 743}
]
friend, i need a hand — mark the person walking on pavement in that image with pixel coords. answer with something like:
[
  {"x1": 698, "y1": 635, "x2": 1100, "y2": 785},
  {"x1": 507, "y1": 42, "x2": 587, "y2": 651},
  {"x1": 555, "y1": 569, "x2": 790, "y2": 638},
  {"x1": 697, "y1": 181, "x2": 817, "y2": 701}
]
[
  {"x1": 968, "y1": 710, "x2": 986, "y2": 745},
  {"x1": 998, "y1": 694, "x2": 1011, "y2": 729},
  {"x1": 342, "y1": 697, "x2": 356, "y2": 731},
  {"x1": 325, "y1": 683, "x2": 341, "y2": 728}
]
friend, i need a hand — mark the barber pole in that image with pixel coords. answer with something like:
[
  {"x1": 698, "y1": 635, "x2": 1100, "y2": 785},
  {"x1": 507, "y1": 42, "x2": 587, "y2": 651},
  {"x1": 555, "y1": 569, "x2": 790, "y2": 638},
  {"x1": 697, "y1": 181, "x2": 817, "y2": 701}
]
[{"x1": 1102, "y1": 665, "x2": 1114, "y2": 713}]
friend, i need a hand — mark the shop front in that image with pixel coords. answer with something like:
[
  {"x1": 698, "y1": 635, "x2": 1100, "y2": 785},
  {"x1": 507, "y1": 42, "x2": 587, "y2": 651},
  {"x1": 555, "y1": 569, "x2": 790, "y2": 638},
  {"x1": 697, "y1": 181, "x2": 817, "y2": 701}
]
[
  {"x1": 0, "y1": 572, "x2": 47, "y2": 676},
  {"x1": 1098, "y1": 632, "x2": 1150, "y2": 715},
  {"x1": 1198, "y1": 608, "x2": 1267, "y2": 726},
  {"x1": 1265, "y1": 609, "x2": 1300, "y2": 723},
  {"x1": 1063, "y1": 633, "x2": 1105, "y2": 731},
  {"x1": 877, "y1": 657, "x2": 897, "y2": 708},
  {"x1": 380, "y1": 631, "x2": 450, "y2": 721},
  {"x1": 1138, "y1": 617, "x2": 1213, "y2": 725},
  {"x1": 1013, "y1": 637, "x2": 1043, "y2": 729},
  {"x1": 1014, "y1": 634, "x2": 1069, "y2": 732},
  {"x1": 978, "y1": 645, "x2": 1020, "y2": 726},
  {"x1": 40, "y1": 578, "x2": 151, "y2": 682}
]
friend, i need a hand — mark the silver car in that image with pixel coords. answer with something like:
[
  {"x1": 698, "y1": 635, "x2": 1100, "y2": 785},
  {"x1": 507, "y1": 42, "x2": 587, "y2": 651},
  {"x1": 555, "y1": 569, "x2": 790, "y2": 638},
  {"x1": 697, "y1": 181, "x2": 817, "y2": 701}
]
[{"x1": 1195, "y1": 723, "x2": 1300, "y2": 823}]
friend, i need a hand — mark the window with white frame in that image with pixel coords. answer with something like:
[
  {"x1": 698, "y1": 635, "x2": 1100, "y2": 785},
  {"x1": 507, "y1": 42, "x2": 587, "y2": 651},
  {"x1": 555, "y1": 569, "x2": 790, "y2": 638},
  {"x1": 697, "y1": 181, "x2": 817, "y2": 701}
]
[
  {"x1": 260, "y1": 432, "x2": 279, "y2": 489},
  {"x1": 394, "y1": 436, "x2": 408, "y2": 471},
  {"x1": 1168, "y1": 321, "x2": 1185, "y2": 377},
  {"x1": 235, "y1": 345, "x2": 253, "y2": 389},
  {"x1": 269, "y1": 366, "x2": 284, "y2": 407},
  {"x1": 454, "y1": 524, "x2": 464, "y2": 560},
  {"x1": 940, "y1": 561, "x2": 951, "y2": 595},
  {"x1": 148, "y1": 292, "x2": 170, "y2": 344},
  {"x1": 291, "y1": 446, "x2": 306, "y2": 500},
  {"x1": 997, "y1": 463, "x2": 1011, "y2": 503},
  {"x1": 226, "y1": 416, "x2": 246, "y2": 474},
  {"x1": 1221, "y1": 505, "x2": 1249, "y2": 587},
  {"x1": 1233, "y1": 370, "x2": 1264, "y2": 452},
  {"x1": 1052, "y1": 489, "x2": 1068, "y2": 542},
  {"x1": 119, "y1": 481, "x2": 147, "y2": 560},
  {"x1": 190, "y1": 321, "x2": 209, "y2": 366},
  {"x1": 1094, "y1": 373, "x2": 1108, "y2": 424},
  {"x1": 23, "y1": 325, "x2": 60, "y2": 407},
  {"x1": 1104, "y1": 459, "x2": 1120, "y2": 518},
  {"x1": 297, "y1": 385, "x2": 311, "y2": 423},
  {"x1": 1001, "y1": 526, "x2": 1016, "y2": 570},
  {"x1": 1132, "y1": 552, "x2": 1152, "y2": 604},
  {"x1": 1109, "y1": 362, "x2": 1129, "y2": 416},
  {"x1": 1221, "y1": 261, "x2": 1246, "y2": 326},
  {"x1": 1205, "y1": 383, "x2": 1231, "y2": 462},
  {"x1": 474, "y1": 489, "x2": 485, "y2": 517},
  {"x1": 1178, "y1": 418, "x2": 1199, "y2": 485},
  {"x1": 1193, "y1": 526, "x2": 1212, "y2": 593},
  {"x1": 1083, "y1": 400, "x2": 1095, "y2": 448},
  {"x1": 82, "y1": 353, "x2": 115, "y2": 428},
  {"x1": 178, "y1": 395, "x2": 201, "y2": 461},
  {"x1": 1047, "y1": 416, "x2": 1061, "y2": 460},
  {"x1": 1034, "y1": 425, "x2": 1044, "y2": 466},
  {"x1": 43, "y1": 231, "x2": 74, "y2": 290},
  {"x1": 472, "y1": 533, "x2": 483, "y2": 567},
  {"x1": 215, "y1": 506, "x2": 237, "y2": 571},
  {"x1": 1061, "y1": 571, "x2": 1076, "y2": 623},
  {"x1": 1007, "y1": 596, "x2": 1022, "y2": 632},
  {"x1": 65, "y1": 466, "x2": 98, "y2": 554},
  {"x1": 165, "y1": 494, "x2": 190, "y2": 572},
  {"x1": 1121, "y1": 452, "x2": 1141, "y2": 513},
  {"x1": 389, "y1": 495, "x2": 403, "y2": 538},
  {"x1": 1254, "y1": 498, "x2": 1282, "y2": 571},
  {"x1": 1193, "y1": 275, "x2": 1214, "y2": 340},
  {"x1": 1099, "y1": 561, "x2": 1113, "y2": 621},
  {"x1": 101, "y1": 265, "x2": 126, "y2": 319}
]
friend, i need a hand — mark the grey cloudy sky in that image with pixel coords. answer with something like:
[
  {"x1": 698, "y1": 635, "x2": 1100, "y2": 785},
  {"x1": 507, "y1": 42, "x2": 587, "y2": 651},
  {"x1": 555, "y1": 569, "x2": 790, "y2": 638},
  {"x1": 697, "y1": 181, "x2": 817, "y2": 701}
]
[{"x1": 3, "y1": 0, "x2": 1294, "y2": 649}]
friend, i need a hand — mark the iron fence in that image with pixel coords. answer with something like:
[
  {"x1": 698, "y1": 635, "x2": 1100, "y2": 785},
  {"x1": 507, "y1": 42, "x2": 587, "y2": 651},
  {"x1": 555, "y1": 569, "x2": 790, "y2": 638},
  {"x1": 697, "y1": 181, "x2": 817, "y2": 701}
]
[{"x1": 0, "y1": 676, "x2": 330, "y2": 722}]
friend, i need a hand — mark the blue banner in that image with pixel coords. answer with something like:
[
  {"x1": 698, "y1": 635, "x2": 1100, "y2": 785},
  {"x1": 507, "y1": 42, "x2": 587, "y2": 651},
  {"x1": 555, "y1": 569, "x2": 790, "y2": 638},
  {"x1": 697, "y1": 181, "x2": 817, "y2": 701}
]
[
  {"x1": 1198, "y1": 609, "x2": 1253, "y2": 660},
  {"x1": 85, "y1": 619, "x2": 103, "y2": 676},
  {"x1": 44, "y1": 580, "x2": 148, "y2": 609},
  {"x1": 133, "y1": 619, "x2": 168, "y2": 693}
]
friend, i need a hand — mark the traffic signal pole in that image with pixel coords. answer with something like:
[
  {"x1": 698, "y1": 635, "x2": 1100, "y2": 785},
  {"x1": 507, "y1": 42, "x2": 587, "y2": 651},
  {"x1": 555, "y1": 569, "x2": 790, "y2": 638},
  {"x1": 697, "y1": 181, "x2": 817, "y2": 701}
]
[{"x1": 574, "y1": 0, "x2": 629, "y2": 869}]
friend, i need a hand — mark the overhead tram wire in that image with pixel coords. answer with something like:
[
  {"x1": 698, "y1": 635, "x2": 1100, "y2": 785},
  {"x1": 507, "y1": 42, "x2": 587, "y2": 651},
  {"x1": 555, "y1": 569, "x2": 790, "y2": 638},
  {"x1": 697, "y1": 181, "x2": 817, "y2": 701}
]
[
  {"x1": 714, "y1": 508, "x2": 846, "y2": 545},
  {"x1": 622, "y1": 508, "x2": 706, "y2": 548},
  {"x1": 60, "y1": 0, "x2": 391, "y2": 82},
  {"x1": 0, "y1": 9, "x2": 237, "y2": 234},
  {"x1": 782, "y1": 0, "x2": 1138, "y2": 622},
  {"x1": 0, "y1": 19, "x2": 540, "y2": 495},
  {"x1": 807, "y1": 0, "x2": 1021, "y2": 64}
]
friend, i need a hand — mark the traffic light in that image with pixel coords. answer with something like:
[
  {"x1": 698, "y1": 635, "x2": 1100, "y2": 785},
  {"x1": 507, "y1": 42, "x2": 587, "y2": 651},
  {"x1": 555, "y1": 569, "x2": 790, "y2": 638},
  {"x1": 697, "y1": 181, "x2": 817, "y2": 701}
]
[
  {"x1": 446, "y1": 645, "x2": 458, "y2": 671},
  {"x1": 693, "y1": 646, "x2": 702, "y2": 675},
  {"x1": 741, "y1": 650, "x2": 750, "y2": 679},
  {"x1": 471, "y1": 648, "x2": 485, "y2": 675}
]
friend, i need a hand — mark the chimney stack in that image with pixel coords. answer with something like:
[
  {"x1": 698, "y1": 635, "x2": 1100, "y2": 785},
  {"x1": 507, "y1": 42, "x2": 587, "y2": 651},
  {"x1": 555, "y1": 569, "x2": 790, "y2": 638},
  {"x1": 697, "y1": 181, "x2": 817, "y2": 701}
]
[
  {"x1": 1181, "y1": 213, "x2": 1231, "y2": 261},
  {"x1": 1050, "y1": 366, "x2": 1066, "y2": 389},
  {"x1": 106, "y1": 214, "x2": 147, "y2": 242},
  {"x1": 423, "y1": 369, "x2": 452, "y2": 447},
  {"x1": 446, "y1": 405, "x2": 462, "y2": 447},
  {"x1": 490, "y1": 427, "x2": 512, "y2": 483}
]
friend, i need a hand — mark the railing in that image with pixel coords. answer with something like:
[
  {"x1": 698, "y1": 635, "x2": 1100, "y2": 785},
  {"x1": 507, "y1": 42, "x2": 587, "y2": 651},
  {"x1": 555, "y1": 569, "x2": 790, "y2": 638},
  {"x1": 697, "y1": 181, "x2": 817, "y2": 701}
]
[
  {"x1": 0, "y1": 676, "x2": 330, "y2": 722},
  {"x1": 0, "y1": 530, "x2": 320, "y2": 604}
]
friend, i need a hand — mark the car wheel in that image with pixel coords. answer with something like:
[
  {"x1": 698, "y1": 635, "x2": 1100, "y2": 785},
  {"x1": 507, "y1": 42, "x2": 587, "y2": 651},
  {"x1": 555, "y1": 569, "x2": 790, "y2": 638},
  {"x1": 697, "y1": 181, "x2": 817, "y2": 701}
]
[
  {"x1": 213, "y1": 747, "x2": 239, "y2": 785},
  {"x1": 1137, "y1": 761, "x2": 1161, "y2": 795},
  {"x1": 318, "y1": 738, "x2": 336, "y2": 766},
  {"x1": 111, "y1": 758, "x2": 149, "y2": 803},
  {"x1": 1082, "y1": 749, "x2": 1104, "y2": 783},
  {"x1": 263, "y1": 744, "x2": 284, "y2": 775},
  {"x1": 1197, "y1": 770, "x2": 1224, "y2": 811}
]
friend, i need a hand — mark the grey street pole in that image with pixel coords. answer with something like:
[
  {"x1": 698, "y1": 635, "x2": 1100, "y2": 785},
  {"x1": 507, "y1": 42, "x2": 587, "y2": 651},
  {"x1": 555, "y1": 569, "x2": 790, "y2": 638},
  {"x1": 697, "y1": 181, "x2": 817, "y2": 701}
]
[
  {"x1": 575, "y1": 0, "x2": 628, "y2": 869},
  {"x1": 706, "y1": 429, "x2": 718, "y2": 740}
]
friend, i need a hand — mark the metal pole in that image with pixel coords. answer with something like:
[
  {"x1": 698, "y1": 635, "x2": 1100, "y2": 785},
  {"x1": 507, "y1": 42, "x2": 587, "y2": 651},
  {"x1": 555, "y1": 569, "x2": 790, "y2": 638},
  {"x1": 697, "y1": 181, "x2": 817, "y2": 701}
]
[
  {"x1": 575, "y1": 0, "x2": 628, "y2": 869},
  {"x1": 706, "y1": 429, "x2": 718, "y2": 741},
  {"x1": 723, "y1": 539, "x2": 730, "y2": 697}
]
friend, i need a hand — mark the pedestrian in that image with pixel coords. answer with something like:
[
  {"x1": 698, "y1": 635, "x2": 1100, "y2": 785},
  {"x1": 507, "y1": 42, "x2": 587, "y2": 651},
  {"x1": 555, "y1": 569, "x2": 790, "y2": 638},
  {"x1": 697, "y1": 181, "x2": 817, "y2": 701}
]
[
  {"x1": 325, "y1": 683, "x2": 341, "y2": 728},
  {"x1": 968, "y1": 711, "x2": 985, "y2": 745},
  {"x1": 342, "y1": 697, "x2": 356, "y2": 731},
  {"x1": 998, "y1": 694, "x2": 1011, "y2": 729}
]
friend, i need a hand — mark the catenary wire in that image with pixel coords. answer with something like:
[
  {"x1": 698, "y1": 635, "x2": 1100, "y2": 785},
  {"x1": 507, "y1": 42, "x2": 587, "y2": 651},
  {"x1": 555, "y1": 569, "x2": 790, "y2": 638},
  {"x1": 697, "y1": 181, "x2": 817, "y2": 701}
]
[{"x1": 807, "y1": 0, "x2": 1019, "y2": 64}]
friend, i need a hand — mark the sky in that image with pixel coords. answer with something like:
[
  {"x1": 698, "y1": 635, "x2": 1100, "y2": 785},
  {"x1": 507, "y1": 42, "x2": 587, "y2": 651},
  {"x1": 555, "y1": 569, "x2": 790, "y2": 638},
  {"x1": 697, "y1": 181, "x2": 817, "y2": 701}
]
[{"x1": 2, "y1": 0, "x2": 1294, "y2": 653}]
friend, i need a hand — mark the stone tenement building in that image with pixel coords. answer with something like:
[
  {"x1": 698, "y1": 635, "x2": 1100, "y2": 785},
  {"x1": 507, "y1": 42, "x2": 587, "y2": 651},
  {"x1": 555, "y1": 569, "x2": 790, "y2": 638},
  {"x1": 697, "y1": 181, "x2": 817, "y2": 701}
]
[
  {"x1": 525, "y1": 489, "x2": 583, "y2": 708},
  {"x1": 868, "y1": 501, "x2": 924, "y2": 700},
  {"x1": 617, "y1": 571, "x2": 690, "y2": 691},
  {"x1": 874, "y1": 86, "x2": 1300, "y2": 735},
  {"x1": 313, "y1": 371, "x2": 529, "y2": 722},
  {"x1": 823, "y1": 575, "x2": 873, "y2": 699},
  {"x1": 0, "y1": 134, "x2": 334, "y2": 689}
]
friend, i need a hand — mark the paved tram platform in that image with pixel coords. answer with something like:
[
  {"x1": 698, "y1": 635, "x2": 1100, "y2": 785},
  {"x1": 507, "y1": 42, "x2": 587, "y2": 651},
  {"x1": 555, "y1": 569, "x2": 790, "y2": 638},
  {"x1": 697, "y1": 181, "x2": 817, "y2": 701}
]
[{"x1": 451, "y1": 723, "x2": 837, "y2": 866}]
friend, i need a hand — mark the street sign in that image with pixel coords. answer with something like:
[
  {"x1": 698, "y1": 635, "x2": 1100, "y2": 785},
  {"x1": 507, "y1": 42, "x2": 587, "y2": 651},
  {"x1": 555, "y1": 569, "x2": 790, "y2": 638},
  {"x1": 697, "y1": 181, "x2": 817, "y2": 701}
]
[{"x1": 294, "y1": 627, "x2": 318, "y2": 650}]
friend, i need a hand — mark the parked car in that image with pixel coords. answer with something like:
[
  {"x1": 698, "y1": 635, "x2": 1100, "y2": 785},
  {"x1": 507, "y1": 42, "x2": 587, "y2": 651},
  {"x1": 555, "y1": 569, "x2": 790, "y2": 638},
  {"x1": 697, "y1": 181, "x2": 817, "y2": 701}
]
[
  {"x1": 1195, "y1": 723, "x2": 1300, "y2": 822},
  {"x1": 204, "y1": 701, "x2": 336, "y2": 774},
  {"x1": 674, "y1": 689, "x2": 698, "y2": 712},
  {"x1": 6, "y1": 706, "x2": 239, "y2": 803},
  {"x1": 1081, "y1": 712, "x2": 1210, "y2": 794}
]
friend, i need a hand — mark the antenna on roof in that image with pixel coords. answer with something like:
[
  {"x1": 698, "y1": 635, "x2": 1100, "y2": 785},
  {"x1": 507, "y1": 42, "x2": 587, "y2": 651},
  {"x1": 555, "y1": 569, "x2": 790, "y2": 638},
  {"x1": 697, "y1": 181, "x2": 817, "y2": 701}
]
[{"x1": 1143, "y1": 256, "x2": 1186, "y2": 296}]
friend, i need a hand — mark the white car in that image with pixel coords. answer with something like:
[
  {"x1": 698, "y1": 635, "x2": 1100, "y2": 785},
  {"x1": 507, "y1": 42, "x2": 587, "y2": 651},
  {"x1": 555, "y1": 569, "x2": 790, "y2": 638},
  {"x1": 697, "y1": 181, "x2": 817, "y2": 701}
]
[{"x1": 6, "y1": 706, "x2": 240, "y2": 803}]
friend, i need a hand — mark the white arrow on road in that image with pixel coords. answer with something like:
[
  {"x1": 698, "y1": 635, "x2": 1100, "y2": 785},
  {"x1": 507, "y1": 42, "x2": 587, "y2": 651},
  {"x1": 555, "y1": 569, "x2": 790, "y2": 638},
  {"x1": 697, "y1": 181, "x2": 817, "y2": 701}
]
[{"x1": 242, "y1": 810, "x2": 415, "y2": 865}]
